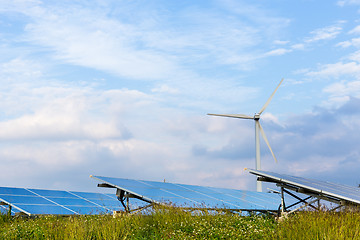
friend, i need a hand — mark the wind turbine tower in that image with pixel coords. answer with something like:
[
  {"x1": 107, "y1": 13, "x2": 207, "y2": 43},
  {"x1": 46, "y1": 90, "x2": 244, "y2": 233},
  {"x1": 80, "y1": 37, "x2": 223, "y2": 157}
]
[{"x1": 208, "y1": 79, "x2": 284, "y2": 192}]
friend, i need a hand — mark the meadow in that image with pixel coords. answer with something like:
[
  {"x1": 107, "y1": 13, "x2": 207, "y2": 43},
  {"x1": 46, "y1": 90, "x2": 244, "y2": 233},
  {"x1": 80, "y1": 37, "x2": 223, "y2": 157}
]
[{"x1": 1, "y1": 207, "x2": 360, "y2": 239}]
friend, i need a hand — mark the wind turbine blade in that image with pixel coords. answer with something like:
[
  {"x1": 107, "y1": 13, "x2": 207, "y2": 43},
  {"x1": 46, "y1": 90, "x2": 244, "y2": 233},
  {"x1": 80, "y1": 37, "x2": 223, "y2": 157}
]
[
  {"x1": 207, "y1": 113, "x2": 253, "y2": 119},
  {"x1": 259, "y1": 78, "x2": 284, "y2": 115},
  {"x1": 258, "y1": 122, "x2": 278, "y2": 163}
]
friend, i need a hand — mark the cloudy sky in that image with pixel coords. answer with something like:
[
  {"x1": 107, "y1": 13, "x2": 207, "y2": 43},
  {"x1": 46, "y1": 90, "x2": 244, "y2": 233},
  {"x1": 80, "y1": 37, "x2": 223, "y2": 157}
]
[{"x1": 1, "y1": 0, "x2": 360, "y2": 193}]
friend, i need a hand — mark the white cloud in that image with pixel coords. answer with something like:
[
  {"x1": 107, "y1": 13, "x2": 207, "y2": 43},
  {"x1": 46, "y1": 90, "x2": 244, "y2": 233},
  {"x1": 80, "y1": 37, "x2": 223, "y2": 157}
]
[
  {"x1": 348, "y1": 25, "x2": 360, "y2": 34},
  {"x1": 323, "y1": 80, "x2": 360, "y2": 98},
  {"x1": 0, "y1": 0, "x2": 292, "y2": 115},
  {"x1": 336, "y1": 40, "x2": 353, "y2": 48},
  {"x1": 262, "y1": 112, "x2": 283, "y2": 127},
  {"x1": 273, "y1": 40, "x2": 289, "y2": 45},
  {"x1": 0, "y1": 86, "x2": 147, "y2": 141},
  {"x1": 264, "y1": 48, "x2": 292, "y2": 56},
  {"x1": 2, "y1": 58, "x2": 43, "y2": 78},
  {"x1": 151, "y1": 85, "x2": 179, "y2": 94},
  {"x1": 24, "y1": 17, "x2": 180, "y2": 80},
  {"x1": 348, "y1": 50, "x2": 360, "y2": 61},
  {"x1": 0, "y1": 58, "x2": 44, "y2": 84},
  {"x1": 306, "y1": 62, "x2": 360, "y2": 78},
  {"x1": 1, "y1": 0, "x2": 292, "y2": 79},
  {"x1": 337, "y1": 0, "x2": 360, "y2": 6},
  {"x1": 305, "y1": 24, "x2": 343, "y2": 43},
  {"x1": 291, "y1": 43, "x2": 305, "y2": 50},
  {"x1": 336, "y1": 38, "x2": 360, "y2": 48},
  {"x1": 263, "y1": 23, "x2": 344, "y2": 57}
]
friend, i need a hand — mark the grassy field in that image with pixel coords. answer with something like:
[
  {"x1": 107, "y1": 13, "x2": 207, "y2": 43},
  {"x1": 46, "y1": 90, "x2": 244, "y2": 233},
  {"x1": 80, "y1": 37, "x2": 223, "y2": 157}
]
[{"x1": 1, "y1": 208, "x2": 360, "y2": 239}]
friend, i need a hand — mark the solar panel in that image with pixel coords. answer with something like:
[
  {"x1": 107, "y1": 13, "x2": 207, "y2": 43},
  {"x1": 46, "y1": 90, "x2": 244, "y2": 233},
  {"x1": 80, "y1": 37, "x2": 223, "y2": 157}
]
[
  {"x1": 0, "y1": 186, "x2": 123, "y2": 216},
  {"x1": 91, "y1": 175, "x2": 282, "y2": 212},
  {"x1": 247, "y1": 169, "x2": 360, "y2": 206}
]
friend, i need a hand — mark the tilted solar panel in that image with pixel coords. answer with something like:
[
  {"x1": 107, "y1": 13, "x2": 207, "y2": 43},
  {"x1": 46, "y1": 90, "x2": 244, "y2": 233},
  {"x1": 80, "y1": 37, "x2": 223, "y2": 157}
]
[
  {"x1": 91, "y1": 175, "x2": 281, "y2": 211},
  {"x1": 0, "y1": 186, "x2": 123, "y2": 216},
  {"x1": 247, "y1": 169, "x2": 360, "y2": 205}
]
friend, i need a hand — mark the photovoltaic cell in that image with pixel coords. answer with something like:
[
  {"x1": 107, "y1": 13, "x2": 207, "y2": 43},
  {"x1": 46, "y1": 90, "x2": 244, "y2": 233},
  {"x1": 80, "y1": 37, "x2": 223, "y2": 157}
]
[
  {"x1": 247, "y1": 169, "x2": 360, "y2": 205},
  {"x1": 0, "y1": 186, "x2": 123, "y2": 216},
  {"x1": 91, "y1": 175, "x2": 282, "y2": 211}
]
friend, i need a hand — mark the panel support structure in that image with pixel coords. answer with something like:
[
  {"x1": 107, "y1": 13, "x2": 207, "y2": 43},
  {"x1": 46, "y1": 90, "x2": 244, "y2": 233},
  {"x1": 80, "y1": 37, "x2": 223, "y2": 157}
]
[
  {"x1": 116, "y1": 189, "x2": 130, "y2": 212},
  {"x1": 248, "y1": 169, "x2": 360, "y2": 214},
  {"x1": 98, "y1": 182, "x2": 152, "y2": 213},
  {"x1": 280, "y1": 187, "x2": 285, "y2": 213}
]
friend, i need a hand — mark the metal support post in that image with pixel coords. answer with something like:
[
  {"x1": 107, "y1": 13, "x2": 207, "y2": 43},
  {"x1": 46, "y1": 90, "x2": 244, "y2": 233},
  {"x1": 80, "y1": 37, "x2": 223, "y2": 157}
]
[
  {"x1": 116, "y1": 189, "x2": 130, "y2": 212},
  {"x1": 280, "y1": 187, "x2": 286, "y2": 213},
  {"x1": 8, "y1": 205, "x2": 12, "y2": 217}
]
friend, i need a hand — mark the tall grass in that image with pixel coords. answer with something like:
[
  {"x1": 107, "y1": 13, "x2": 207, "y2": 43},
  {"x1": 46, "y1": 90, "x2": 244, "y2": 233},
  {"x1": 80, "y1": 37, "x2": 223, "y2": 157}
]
[
  {"x1": 0, "y1": 207, "x2": 275, "y2": 239},
  {"x1": 273, "y1": 210, "x2": 360, "y2": 239},
  {"x1": 0, "y1": 207, "x2": 359, "y2": 239}
]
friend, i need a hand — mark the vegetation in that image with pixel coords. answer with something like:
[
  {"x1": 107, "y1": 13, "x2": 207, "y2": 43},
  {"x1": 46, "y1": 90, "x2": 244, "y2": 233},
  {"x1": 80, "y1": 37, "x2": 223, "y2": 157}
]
[
  {"x1": 0, "y1": 207, "x2": 359, "y2": 239},
  {"x1": 274, "y1": 210, "x2": 360, "y2": 239}
]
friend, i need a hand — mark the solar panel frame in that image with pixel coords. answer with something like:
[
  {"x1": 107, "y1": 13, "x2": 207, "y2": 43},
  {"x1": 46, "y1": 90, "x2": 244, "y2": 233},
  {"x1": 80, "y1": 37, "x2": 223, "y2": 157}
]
[
  {"x1": 91, "y1": 175, "x2": 282, "y2": 212},
  {"x1": 247, "y1": 169, "x2": 360, "y2": 206}
]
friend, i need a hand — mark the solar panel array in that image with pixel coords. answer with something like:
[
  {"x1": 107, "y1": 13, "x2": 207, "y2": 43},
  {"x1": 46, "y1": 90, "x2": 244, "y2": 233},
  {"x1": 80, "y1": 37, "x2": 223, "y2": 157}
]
[
  {"x1": 91, "y1": 175, "x2": 281, "y2": 211},
  {"x1": 247, "y1": 169, "x2": 360, "y2": 205},
  {"x1": 0, "y1": 187, "x2": 123, "y2": 216}
]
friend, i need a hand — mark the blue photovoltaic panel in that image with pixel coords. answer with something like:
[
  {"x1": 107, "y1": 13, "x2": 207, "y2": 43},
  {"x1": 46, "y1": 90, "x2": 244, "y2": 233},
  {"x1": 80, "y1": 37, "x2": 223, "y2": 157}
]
[
  {"x1": 247, "y1": 169, "x2": 360, "y2": 205},
  {"x1": 91, "y1": 175, "x2": 282, "y2": 211},
  {"x1": 0, "y1": 186, "x2": 123, "y2": 216}
]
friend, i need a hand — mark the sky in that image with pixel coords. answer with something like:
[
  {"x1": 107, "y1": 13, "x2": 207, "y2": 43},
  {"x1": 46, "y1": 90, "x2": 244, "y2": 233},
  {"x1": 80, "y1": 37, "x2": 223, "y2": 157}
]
[{"x1": 1, "y1": 0, "x2": 360, "y2": 194}]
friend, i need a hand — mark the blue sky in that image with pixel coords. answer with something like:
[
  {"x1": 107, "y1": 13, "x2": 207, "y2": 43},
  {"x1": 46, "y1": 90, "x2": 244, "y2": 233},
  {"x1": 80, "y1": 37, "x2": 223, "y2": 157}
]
[{"x1": 1, "y1": 0, "x2": 360, "y2": 193}]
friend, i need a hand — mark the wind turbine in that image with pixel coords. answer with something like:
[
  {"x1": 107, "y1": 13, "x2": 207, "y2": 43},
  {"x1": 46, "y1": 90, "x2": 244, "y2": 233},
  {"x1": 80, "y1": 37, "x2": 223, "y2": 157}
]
[{"x1": 208, "y1": 78, "x2": 284, "y2": 192}]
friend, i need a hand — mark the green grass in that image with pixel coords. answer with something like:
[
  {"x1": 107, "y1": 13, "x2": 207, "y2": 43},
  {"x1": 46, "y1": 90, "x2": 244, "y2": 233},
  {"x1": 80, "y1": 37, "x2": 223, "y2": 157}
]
[
  {"x1": 1, "y1": 208, "x2": 359, "y2": 239},
  {"x1": 274, "y1": 210, "x2": 360, "y2": 239}
]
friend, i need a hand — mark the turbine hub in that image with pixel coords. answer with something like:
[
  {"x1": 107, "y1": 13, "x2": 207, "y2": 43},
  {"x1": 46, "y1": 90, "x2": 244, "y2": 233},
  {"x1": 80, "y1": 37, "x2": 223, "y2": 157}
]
[{"x1": 254, "y1": 113, "x2": 260, "y2": 120}]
